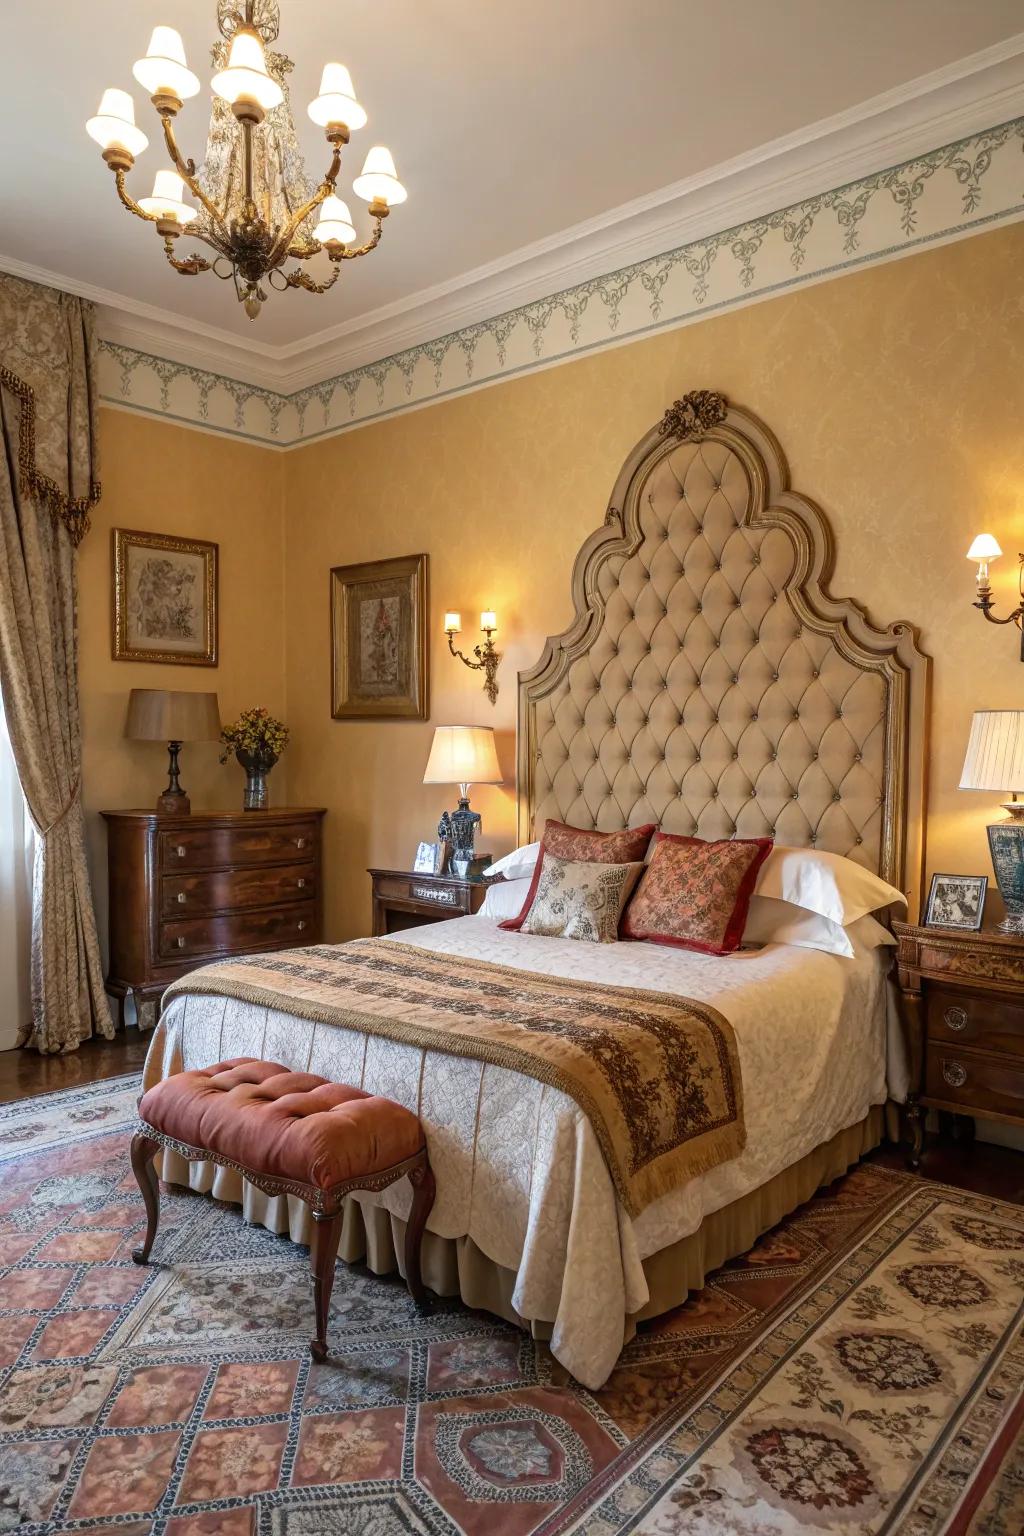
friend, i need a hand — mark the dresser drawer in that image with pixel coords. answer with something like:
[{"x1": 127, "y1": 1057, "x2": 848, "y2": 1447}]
[
  {"x1": 161, "y1": 863, "x2": 314, "y2": 918},
  {"x1": 925, "y1": 1043, "x2": 1024, "y2": 1121},
  {"x1": 159, "y1": 820, "x2": 317, "y2": 871},
  {"x1": 925, "y1": 985, "x2": 1024, "y2": 1059},
  {"x1": 159, "y1": 901, "x2": 317, "y2": 961}
]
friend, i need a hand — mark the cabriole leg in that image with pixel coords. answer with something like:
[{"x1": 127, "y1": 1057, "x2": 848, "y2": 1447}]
[
  {"x1": 309, "y1": 1210, "x2": 344, "y2": 1362},
  {"x1": 130, "y1": 1134, "x2": 161, "y2": 1264},
  {"x1": 405, "y1": 1158, "x2": 436, "y2": 1311}
]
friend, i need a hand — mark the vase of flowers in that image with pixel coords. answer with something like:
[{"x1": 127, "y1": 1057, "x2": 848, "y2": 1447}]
[{"x1": 219, "y1": 707, "x2": 290, "y2": 811}]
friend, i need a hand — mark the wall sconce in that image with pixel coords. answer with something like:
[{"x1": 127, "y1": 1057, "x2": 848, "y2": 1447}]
[
  {"x1": 967, "y1": 533, "x2": 1024, "y2": 659},
  {"x1": 444, "y1": 610, "x2": 502, "y2": 705}
]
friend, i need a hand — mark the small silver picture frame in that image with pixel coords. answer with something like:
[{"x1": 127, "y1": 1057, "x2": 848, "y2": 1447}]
[
  {"x1": 413, "y1": 841, "x2": 448, "y2": 876},
  {"x1": 924, "y1": 872, "x2": 987, "y2": 931}
]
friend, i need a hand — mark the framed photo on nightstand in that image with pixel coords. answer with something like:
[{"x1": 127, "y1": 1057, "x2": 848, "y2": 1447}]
[{"x1": 924, "y1": 872, "x2": 987, "y2": 931}]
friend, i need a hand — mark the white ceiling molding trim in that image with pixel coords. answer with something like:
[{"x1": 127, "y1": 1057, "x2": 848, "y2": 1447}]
[{"x1": 93, "y1": 110, "x2": 1024, "y2": 449}]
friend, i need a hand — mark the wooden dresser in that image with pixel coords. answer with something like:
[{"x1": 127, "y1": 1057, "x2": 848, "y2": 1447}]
[
  {"x1": 103, "y1": 808, "x2": 325, "y2": 1029},
  {"x1": 893, "y1": 918, "x2": 1024, "y2": 1164}
]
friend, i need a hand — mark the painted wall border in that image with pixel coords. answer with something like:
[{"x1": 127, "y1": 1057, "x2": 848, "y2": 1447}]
[{"x1": 95, "y1": 115, "x2": 1024, "y2": 449}]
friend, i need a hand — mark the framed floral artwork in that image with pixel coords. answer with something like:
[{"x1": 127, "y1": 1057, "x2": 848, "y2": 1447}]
[
  {"x1": 112, "y1": 528, "x2": 218, "y2": 666},
  {"x1": 330, "y1": 553, "x2": 428, "y2": 720}
]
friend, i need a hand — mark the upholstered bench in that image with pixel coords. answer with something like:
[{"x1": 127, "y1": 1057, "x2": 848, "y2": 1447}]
[{"x1": 130, "y1": 1057, "x2": 435, "y2": 1361}]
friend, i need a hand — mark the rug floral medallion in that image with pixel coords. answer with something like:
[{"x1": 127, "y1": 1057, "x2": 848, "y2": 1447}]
[{"x1": 0, "y1": 1078, "x2": 1021, "y2": 1535}]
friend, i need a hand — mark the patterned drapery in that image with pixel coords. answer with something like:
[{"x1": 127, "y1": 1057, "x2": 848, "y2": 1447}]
[{"x1": 0, "y1": 273, "x2": 113, "y2": 1052}]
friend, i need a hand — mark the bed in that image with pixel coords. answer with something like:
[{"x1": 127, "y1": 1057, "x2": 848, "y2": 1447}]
[{"x1": 145, "y1": 389, "x2": 930, "y2": 1389}]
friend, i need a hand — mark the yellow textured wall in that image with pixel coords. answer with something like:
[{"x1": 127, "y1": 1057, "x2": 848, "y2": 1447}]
[
  {"x1": 282, "y1": 222, "x2": 1024, "y2": 942},
  {"x1": 80, "y1": 409, "x2": 286, "y2": 958}
]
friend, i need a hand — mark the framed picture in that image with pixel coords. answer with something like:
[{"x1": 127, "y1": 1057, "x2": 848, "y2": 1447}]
[
  {"x1": 413, "y1": 840, "x2": 448, "y2": 875},
  {"x1": 924, "y1": 873, "x2": 987, "y2": 931},
  {"x1": 112, "y1": 528, "x2": 218, "y2": 666},
  {"x1": 330, "y1": 553, "x2": 428, "y2": 720}
]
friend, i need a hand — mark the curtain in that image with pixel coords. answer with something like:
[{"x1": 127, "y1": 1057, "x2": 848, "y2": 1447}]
[
  {"x1": 0, "y1": 694, "x2": 32, "y2": 1050},
  {"x1": 0, "y1": 272, "x2": 113, "y2": 1053}
]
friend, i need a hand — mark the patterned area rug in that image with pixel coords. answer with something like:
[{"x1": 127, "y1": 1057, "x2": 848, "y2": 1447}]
[{"x1": 0, "y1": 1079, "x2": 1021, "y2": 1535}]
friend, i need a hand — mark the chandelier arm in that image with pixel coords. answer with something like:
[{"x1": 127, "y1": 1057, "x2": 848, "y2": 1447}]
[
  {"x1": 163, "y1": 239, "x2": 215, "y2": 276},
  {"x1": 286, "y1": 238, "x2": 324, "y2": 261},
  {"x1": 280, "y1": 262, "x2": 343, "y2": 296},
  {"x1": 113, "y1": 169, "x2": 158, "y2": 223},
  {"x1": 267, "y1": 145, "x2": 344, "y2": 267},
  {"x1": 337, "y1": 218, "x2": 385, "y2": 260},
  {"x1": 160, "y1": 116, "x2": 229, "y2": 231}
]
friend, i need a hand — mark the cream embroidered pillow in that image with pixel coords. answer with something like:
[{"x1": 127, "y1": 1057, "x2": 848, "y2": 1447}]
[{"x1": 519, "y1": 855, "x2": 644, "y2": 943}]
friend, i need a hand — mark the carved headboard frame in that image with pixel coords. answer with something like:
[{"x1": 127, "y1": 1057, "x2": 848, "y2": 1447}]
[{"x1": 517, "y1": 392, "x2": 931, "y2": 912}]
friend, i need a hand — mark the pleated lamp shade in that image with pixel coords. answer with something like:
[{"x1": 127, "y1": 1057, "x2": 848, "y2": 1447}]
[{"x1": 960, "y1": 711, "x2": 1024, "y2": 794}]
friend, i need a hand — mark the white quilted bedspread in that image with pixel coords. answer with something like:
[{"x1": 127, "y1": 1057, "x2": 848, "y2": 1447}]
[{"x1": 148, "y1": 917, "x2": 901, "y2": 1387}]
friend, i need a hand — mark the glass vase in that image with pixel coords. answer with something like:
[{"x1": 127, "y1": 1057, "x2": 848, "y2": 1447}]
[{"x1": 236, "y1": 750, "x2": 277, "y2": 812}]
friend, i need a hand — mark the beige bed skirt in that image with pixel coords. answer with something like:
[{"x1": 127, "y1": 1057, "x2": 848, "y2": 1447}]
[{"x1": 157, "y1": 1104, "x2": 890, "y2": 1351}]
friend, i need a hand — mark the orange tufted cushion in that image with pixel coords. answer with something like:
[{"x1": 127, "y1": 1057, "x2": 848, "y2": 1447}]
[{"x1": 138, "y1": 1058, "x2": 425, "y2": 1193}]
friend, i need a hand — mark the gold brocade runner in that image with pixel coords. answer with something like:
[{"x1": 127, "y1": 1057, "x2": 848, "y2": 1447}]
[{"x1": 164, "y1": 939, "x2": 745, "y2": 1216}]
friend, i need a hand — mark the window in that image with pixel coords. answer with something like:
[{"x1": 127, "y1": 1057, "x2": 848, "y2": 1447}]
[{"x1": 0, "y1": 692, "x2": 33, "y2": 1049}]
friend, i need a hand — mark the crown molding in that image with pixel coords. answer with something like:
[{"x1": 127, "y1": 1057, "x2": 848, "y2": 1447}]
[{"x1": 4, "y1": 31, "x2": 1024, "y2": 397}]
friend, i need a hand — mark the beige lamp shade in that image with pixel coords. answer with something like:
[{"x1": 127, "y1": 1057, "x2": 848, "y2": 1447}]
[
  {"x1": 959, "y1": 710, "x2": 1024, "y2": 793},
  {"x1": 125, "y1": 689, "x2": 221, "y2": 743},
  {"x1": 423, "y1": 725, "x2": 502, "y2": 787}
]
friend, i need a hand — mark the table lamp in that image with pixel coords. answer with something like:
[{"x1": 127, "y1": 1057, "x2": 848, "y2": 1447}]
[
  {"x1": 959, "y1": 709, "x2": 1024, "y2": 931},
  {"x1": 125, "y1": 689, "x2": 221, "y2": 814},
  {"x1": 423, "y1": 724, "x2": 502, "y2": 877}
]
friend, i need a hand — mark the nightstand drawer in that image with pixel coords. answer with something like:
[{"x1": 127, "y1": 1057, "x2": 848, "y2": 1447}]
[
  {"x1": 159, "y1": 901, "x2": 317, "y2": 961},
  {"x1": 925, "y1": 1044, "x2": 1024, "y2": 1121},
  {"x1": 925, "y1": 985, "x2": 1024, "y2": 1059},
  {"x1": 374, "y1": 874, "x2": 469, "y2": 911}
]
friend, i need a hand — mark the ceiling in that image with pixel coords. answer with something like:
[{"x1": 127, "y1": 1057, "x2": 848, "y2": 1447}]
[{"x1": 2, "y1": 0, "x2": 1023, "y2": 356}]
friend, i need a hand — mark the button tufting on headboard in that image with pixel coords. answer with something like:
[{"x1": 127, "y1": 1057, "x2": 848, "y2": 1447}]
[{"x1": 517, "y1": 395, "x2": 931, "y2": 911}]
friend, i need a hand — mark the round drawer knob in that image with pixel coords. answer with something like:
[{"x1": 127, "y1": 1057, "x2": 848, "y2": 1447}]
[
  {"x1": 943, "y1": 1005, "x2": 968, "y2": 1032},
  {"x1": 176, "y1": 845, "x2": 186, "y2": 858},
  {"x1": 297, "y1": 878, "x2": 306, "y2": 889},
  {"x1": 297, "y1": 920, "x2": 307, "y2": 932},
  {"x1": 942, "y1": 1060, "x2": 968, "y2": 1089},
  {"x1": 177, "y1": 892, "x2": 187, "y2": 904}
]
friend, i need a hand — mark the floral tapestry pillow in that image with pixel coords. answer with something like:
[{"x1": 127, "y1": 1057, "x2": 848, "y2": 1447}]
[
  {"x1": 500, "y1": 819, "x2": 655, "y2": 933},
  {"x1": 622, "y1": 833, "x2": 774, "y2": 955},
  {"x1": 519, "y1": 855, "x2": 644, "y2": 943}
]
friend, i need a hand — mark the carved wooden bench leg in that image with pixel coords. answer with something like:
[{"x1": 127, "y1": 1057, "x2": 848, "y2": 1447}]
[
  {"x1": 309, "y1": 1209, "x2": 344, "y2": 1362},
  {"x1": 405, "y1": 1157, "x2": 436, "y2": 1311},
  {"x1": 130, "y1": 1133, "x2": 161, "y2": 1265}
]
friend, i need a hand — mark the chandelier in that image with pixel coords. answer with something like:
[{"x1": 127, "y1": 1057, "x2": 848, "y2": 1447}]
[{"x1": 85, "y1": 0, "x2": 405, "y2": 320}]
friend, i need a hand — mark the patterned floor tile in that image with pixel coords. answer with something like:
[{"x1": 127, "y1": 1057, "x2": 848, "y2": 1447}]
[
  {"x1": 166, "y1": 1510, "x2": 255, "y2": 1535},
  {"x1": 302, "y1": 1351, "x2": 410, "y2": 1412},
  {"x1": 427, "y1": 1335, "x2": 523, "y2": 1392},
  {"x1": 177, "y1": 1420, "x2": 289, "y2": 1501},
  {"x1": 0, "y1": 1265, "x2": 71, "y2": 1310},
  {"x1": 33, "y1": 1308, "x2": 114, "y2": 1360},
  {"x1": 36, "y1": 1228, "x2": 124, "y2": 1263},
  {"x1": 106, "y1": 1363, "x2": 209, "y2": 1427},
  {"x1": 66, "y1": 1428, "x2": 182, "y2": 1518},
  {"x1": 204, "y1": 1359, "x2": 300, "y2": 1420},
  {"x1": 292, "y1": 1407, "x2": 406, "y2": 1485},
  {"x1": 0, "y1": 1313, "x2": 39, "y2": 1365},
  {"x1": 0, "y1": 1437, "x2": 78, "y2": 1527},
  {"x1": 74, "y1": 1263, "x2": 149, "y2": 1308},
  {"x1": 0, "y1": 1362, "x2": 118, "y2": 1430}
]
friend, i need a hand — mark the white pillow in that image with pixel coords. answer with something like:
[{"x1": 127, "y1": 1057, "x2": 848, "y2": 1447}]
[
  {"x1": 742, "y1": 895, "x2": 894, "y2": 958},
  {"x1": 480, "y1": 876, "x2": 534, "y2": 920},
  {"x1": 754, "y1": 846, "x2": 905, "y2": 926},
  {"x1": 487, "y1": 842, "x2": 540, "y2": 881}
]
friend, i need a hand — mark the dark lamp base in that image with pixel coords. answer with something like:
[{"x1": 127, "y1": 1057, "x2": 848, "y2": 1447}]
[{"x1": 156, "y1": 789, "x2": 191, "y2": 816}]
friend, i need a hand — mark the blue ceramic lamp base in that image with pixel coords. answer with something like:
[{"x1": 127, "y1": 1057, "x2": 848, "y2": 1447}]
[{"x1": 987, "y1": 813, "x2": 1024, "y2": 932}]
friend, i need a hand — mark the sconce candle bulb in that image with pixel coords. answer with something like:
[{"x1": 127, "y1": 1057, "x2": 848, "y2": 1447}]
[
  {"x1": 443, "y1": 612, "x2": 461, "y2": 635},
  {"x1": 445, "y1": 609, "x2": 502, "y2": 705},
  {"x1": 967, "y1": 532, "x2": 1024, "y2": 660}
]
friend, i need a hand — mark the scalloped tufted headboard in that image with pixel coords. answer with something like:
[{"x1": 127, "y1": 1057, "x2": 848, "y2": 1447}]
[{"x1": 517, "y1": 393, "x2": 931, "y2": 913}]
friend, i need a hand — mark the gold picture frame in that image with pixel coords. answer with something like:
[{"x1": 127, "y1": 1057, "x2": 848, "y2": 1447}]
[
  {"x1": 112, "y1": 528, "x2": 218, "y2": 667},
  {"x1": 330, "y1": 553, "x2": 428, "y2": 720}
]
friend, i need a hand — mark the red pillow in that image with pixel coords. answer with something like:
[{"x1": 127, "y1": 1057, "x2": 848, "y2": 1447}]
[
  {"x1": 500, "y1": 819, "x2": 657, "y2": 933},
  {"x1": 621, "y1": 832, "x2": 773, "y2": 955}
]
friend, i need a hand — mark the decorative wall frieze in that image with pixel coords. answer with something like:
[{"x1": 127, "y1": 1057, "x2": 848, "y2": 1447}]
[{"x1": 94, "y1": 115, "x2": 1024, "y2": 449}]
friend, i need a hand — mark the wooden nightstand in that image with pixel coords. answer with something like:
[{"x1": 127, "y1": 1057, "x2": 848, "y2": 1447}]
[
  {"x1": 893, "y1": 918, "x2": 1024, "y2": 1166},
  {"x1": 368, "y1": 868, "x2": 492, "y2": 937}
]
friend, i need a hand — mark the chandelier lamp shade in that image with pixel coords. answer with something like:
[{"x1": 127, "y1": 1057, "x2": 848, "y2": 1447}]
[{"x1": 84, "y1": 1, "x2": 406, "y2": 321}]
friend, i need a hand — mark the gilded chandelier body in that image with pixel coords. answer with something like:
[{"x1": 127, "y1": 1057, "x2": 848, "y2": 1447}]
[{"x1": 86, "y1": 0, "x2": 405, "y2": 320}]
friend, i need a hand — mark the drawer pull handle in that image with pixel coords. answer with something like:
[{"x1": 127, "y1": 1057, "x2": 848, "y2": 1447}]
[
  {"x1": 297, "y1": 878, "x2": 306, "y2": 889},
  {"x1": 295, "y1": 837, "x2": 306, "y2": 850},
  {"x1": 297, "y1": 920, "x2": 307, "y2": 932},
  {"x1": 943, "y1": 1005, "x2": 968, "y2": 1032},
  {"x1": 177, "y1": 892, "x2": 187, "y2": 905},
  {"x1": 942, "y1": 1060, "x2": 968, "y2": 1089},
  {"x1": 175, "y1": 845, "x2": 186, "y2": 858},
  {"x1": 176, "y1": 936, "x2": 186, "y2": 949}
]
